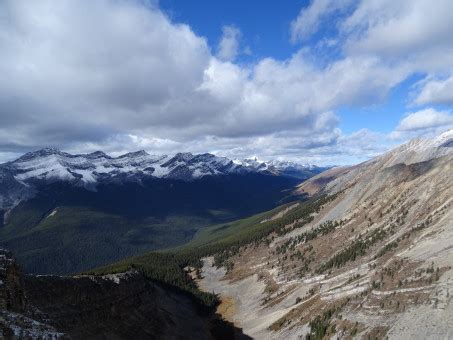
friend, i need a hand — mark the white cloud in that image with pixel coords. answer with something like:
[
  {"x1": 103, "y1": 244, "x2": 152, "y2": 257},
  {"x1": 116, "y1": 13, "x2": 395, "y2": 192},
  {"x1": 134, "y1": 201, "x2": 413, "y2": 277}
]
[
  {"x1": 342, "y1": 0, "x2": 453, "y2": 71},
  {"x1": 396, "y1": 108, "x2": 453, "y2": 132},
  {"x1": 415, "y1": 76, "x2": 453, "y2": 105},
  {"x1": 0, "y1": 0, "x2": 211, "y2": 142},
  {"x1": 290, "y1": 0, "x2": 354, "y2": 43},
  {"x1": 293, "y1": 0, "x2": 453, "y2": 97},
  {"x1": 217, "y1": 25, "x2": 241, "y2": 61}
]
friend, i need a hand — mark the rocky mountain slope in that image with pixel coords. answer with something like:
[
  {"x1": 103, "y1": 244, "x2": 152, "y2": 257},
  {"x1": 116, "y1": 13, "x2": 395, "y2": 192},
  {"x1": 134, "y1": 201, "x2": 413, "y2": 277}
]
[{"x1": 197, "y1": 129, "x2": 453, "y2": 339}]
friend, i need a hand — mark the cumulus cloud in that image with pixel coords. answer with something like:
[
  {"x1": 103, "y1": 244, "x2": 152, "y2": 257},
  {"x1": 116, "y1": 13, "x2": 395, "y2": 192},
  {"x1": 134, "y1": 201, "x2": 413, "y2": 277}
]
[
  {"x1": 217, "y1": 25, "x2": 241, "y2": 61},
  {"x1": 342, "y1": 0, "x2": 453, "y2": 70},
  {"x1": 0, "y1": 1, "x2": 345, "y2": 146},
  {"x1": 395, "y1": 108, "x2": 453, "y2": 132},
  {"x1": 0, "y1": 0, "x2": 211, "y2": 143}
]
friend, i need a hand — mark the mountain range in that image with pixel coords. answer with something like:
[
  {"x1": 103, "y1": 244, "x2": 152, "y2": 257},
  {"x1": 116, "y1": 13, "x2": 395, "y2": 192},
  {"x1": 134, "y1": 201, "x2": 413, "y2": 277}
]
[
  {"x1": 0, "y1": 148, "x2": 326, "y2": 210},
  {"x1": 0, "y1": 149, "x2": 325, "y2": 275}
]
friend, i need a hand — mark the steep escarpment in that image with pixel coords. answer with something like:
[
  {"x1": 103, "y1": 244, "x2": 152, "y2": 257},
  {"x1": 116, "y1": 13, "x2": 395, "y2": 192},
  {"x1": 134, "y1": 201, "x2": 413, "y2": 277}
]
[
  {"x1": 24, "y1": 272, "x2": 210, "y2": 339},
  {"x1": 197, "y1": 130, "x2": 453, "y2": 339}
]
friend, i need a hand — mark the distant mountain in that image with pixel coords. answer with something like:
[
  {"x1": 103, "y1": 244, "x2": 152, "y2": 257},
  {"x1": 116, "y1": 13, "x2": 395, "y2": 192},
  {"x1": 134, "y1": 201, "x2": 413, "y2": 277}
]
[
  {"x1": 0, "y1": 148, "x2": 324, "y2": 275},
  {"x1": 0, "y1": 148, "x2": 325, "y2": 210},
  {"x1": 235, "y1": 158, "x2": 328, "y2": 180}
]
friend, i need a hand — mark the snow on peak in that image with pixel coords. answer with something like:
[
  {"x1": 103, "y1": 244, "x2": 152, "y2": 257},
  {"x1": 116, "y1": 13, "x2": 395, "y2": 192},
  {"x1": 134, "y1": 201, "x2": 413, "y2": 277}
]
[
  {"x1": 235, "y1": 158, "x2": 322, "y2": 172},
  {"x1": 433, "y1": 129, "x2": 453, "y2": 147},
  {"x1": 1, "y1": 147, "x2": 329, "y2": 190},
  {"x1": 2, "y1": 150, "x2": 266, "y2": 186},
  {"x1": 85, "y1": 151, "x2": 111, "y2": 159},
  {"x1": 16, "y1": 148, "x2": 66, "y2": 162},
  {"x1": 235, "y1": 158, "x2": 269, "y2": 171},
  {"x1": 266, "y1": 159, "x2": 319, "y2": 170},
  {"x1": 117, "y1": 150, "x2": 149, "y2": 158}
]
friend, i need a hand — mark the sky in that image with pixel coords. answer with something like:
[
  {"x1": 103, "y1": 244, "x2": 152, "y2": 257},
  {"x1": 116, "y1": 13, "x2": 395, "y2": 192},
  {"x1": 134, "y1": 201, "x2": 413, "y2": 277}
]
[{"x1": 1, "y1": 0, "x2": 453, "y2": 165}]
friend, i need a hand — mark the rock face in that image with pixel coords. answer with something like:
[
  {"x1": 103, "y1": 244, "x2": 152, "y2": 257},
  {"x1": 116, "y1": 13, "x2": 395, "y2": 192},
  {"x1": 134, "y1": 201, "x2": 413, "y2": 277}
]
[
  {"x1": 0, "y1": 168, "x2": 34, "y2": 218},
  {"x1": 0, "y1": 250, "x2": 239, "y2": 339}
]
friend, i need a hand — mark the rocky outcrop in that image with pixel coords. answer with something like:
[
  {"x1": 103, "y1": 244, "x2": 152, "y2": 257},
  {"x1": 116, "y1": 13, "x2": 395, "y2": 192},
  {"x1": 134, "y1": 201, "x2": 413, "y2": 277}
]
[
  {"x1": 0, "y1": 248, "x2": 61, "y2": 338},
  {"x1": 0, "y1": 249, "x2": 25, "y2": 312}
]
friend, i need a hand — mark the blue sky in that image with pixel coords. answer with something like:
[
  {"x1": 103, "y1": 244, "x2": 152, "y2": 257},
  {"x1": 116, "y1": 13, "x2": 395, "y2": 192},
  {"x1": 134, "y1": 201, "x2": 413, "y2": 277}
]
[
  {"x1": 159, "y1": 0, "x2": 305, "y2": 60},
  {"x1": 338, "y1": 75, "x2": 421, "y2": 134},
  {"x1": 0, "y1": 0, "x2": 452, "y2": 165}
]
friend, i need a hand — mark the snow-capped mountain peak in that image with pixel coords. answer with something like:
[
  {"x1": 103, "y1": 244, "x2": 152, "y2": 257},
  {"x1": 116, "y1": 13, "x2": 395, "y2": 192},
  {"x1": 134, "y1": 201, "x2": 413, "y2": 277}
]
[
  {"x1": 0, "y1": 148, "x2": 327, "y2": 210},
  {"x1": 86, "y1": 151, "x2": 111, "y2": 159},
  {"x1": 235, "y1": 158, "x2": 328, "y2": 179},
  {"x1": 2, "y1": 149, "x2": 257, "y2": 187},
  {"x1": 117, "y1": 150, "x2": 149, "y2": 159}
]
